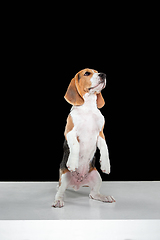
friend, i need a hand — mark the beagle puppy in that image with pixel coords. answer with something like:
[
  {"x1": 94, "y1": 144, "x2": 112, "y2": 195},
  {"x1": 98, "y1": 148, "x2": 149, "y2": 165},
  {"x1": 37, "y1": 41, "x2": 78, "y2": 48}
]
[{"x1": 52, "y1": 68, "x2": 115, "y2": 208}]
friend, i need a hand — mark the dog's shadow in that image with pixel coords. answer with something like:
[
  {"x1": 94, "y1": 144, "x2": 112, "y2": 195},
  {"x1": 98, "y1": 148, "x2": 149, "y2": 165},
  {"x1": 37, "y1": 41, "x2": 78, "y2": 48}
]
[{"x1": 65, "y1": 187, "x2": 89, "y2": 199}]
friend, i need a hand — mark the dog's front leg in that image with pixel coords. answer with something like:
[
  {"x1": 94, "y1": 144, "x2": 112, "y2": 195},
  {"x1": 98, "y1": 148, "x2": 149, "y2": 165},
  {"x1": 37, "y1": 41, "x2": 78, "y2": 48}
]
[
  {"x1": 66, "y1": 129, "x2": 79, "y2": 172},
  {"x1": 97, "y1": 136, "x2": 110, "y2": 174}
]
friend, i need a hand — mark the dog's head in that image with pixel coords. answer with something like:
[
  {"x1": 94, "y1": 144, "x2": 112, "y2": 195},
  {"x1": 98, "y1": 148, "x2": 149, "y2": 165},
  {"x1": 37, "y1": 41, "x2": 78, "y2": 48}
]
[{"x1": 64, "y1": 68, "x2": 106, "y2": 108}]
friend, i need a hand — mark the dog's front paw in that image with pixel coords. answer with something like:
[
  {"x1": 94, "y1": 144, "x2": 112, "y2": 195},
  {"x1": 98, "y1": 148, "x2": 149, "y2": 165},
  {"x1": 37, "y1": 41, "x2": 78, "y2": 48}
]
[
  {"x1": 66, "y1": 155, "x2": 78, "y2": 172},
  {"x1": 100, "y1": 158, "x2": 110, "y2": 174},
  {"x1": 66, "y1": 163, "x2": 77, "y2": 172}
]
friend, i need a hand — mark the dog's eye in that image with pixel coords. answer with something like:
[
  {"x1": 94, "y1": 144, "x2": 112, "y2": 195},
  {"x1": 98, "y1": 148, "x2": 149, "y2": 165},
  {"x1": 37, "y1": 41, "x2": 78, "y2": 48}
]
[{"x1": 84, "y1": 72, "x2": 91, "y2": 76}]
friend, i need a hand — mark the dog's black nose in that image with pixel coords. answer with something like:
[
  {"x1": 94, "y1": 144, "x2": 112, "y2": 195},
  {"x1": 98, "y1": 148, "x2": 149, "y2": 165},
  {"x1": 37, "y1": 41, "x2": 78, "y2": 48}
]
[{"x1": 98, "y1": 73, "x2": 106, "y2": 80}]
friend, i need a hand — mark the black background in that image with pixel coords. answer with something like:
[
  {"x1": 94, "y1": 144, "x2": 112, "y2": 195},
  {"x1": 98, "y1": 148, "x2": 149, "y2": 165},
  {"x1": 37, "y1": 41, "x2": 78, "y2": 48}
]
[{"x1": 1, "y1": 5, "x2": 158, "y2": 181}]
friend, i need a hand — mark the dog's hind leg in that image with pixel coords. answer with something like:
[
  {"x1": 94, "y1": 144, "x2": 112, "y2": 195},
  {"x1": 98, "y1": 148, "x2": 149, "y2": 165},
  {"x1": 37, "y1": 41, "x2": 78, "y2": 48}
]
[
  {"x1": 52, "y1": 171, "x2": 70, "y2": 208},
  {"x1": 86, "y1": 169, "x2": 115, "y2": 203}
]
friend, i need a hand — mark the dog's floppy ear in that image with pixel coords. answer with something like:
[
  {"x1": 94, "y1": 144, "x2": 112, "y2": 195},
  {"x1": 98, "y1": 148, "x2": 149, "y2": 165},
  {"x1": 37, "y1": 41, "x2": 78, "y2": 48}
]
[
  {"x1": 64, "y1": 75, "x2": 84, "y2": 106},
  {"x1": 97, "y1": 93, "x2": 105, "y2": 108}
]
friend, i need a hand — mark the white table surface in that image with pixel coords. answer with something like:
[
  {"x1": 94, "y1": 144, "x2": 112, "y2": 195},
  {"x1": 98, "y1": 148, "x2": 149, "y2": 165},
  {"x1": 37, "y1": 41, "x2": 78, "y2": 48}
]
[
  {"x1": 0, "y1": 181, "x2": 160, "y2": 240},
  {"x1": 0, "y1": 220, "x2": 160, "y2": 240},
  {"x1": 0, "y1": 181, "x2": 160, "y2": 220}
]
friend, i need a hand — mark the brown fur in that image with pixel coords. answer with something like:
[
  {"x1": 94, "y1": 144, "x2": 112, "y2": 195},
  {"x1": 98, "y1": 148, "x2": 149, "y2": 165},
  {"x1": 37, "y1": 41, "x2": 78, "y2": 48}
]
[
  {"x1": 64, "y1": 114, "x2": 74, "y2": 139},
  {"x1": 96, "y1": 92, "x2": 105, "y2": 109},
  {"x1": 59, "y1": 169, "x2": 70, "y2": 186},
  {"x1": 99, "y1": 124, "x2": 105, "y2": 140},
  {"x1": 64, "y1": 77, "x2": 84, "y2": 106},
  {"x1": 64, "y1": 68, "x2": 105, "y2": 109},
  {"x1": 89, "y1": 167, "x2": 97, "y2": 173}
]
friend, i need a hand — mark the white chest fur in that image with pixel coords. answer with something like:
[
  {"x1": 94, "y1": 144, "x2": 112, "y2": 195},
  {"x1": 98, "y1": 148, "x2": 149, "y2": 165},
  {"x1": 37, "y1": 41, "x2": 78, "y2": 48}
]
[{"x1": 70, "y1": 93, "x2": 104, "y2": 175}]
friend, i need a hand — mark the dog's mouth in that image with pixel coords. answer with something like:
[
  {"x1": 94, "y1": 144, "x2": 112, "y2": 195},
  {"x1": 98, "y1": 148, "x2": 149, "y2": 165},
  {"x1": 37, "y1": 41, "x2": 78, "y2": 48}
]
[{"x1": 88, "y1": 81, "x2": 106, "y2": 91}]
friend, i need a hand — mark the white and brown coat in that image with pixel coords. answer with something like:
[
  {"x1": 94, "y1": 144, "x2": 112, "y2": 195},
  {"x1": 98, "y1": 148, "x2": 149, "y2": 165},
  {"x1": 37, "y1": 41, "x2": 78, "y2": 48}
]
[{"x1": 52, "y1": 68, "x2": 115, "y2": 208}]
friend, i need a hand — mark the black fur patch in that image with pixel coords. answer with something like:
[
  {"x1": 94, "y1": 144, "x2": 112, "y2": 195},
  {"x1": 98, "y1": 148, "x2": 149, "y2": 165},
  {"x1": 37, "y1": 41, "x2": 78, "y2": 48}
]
[
  {"x1": 90, "y1": 154, "x2": 96, "y2": 169},
  {"x1": 60, "y1": 139, "x2": 70, "y2": 171}
]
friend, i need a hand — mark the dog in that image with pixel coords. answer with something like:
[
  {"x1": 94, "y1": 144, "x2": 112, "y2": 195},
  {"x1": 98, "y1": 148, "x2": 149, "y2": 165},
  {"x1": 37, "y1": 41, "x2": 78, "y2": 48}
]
[{"x1": 52, "y1": 68, "x2": 115, "y2": 207}]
